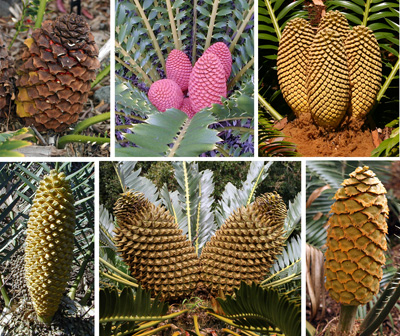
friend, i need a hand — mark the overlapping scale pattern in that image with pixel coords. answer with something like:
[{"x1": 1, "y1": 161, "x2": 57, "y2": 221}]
[
  {"x1": 113, "y1": 192, "x2": 200, "y2": 300},
  {"x1": 188, "y1": 53, "x2": 227, "y2": 113},
  {"x1": 277, "y1": 18, "x2": 314, "y2": 117},
  {"x1": 166, "y1": 49, "x2": 192, "y2": 91},
  {"x1": 345, "y1": 26, "x2": 382, "y2": 119},
  {"x1": 25, "y1": 170, "x2": 75, "y2": 324},
  {"x1": 307, "y1": 29, "x2": 350, "y2": 128},
  {"x1": 325, "y1": 166, "x2": 388, "y2": 305},
  {"x1": 0, "y1": 35, "x2": 15, "y2": 116},
  {"x1": 148, "y1": 79, "x2": 184, "y2": 112},
  {"x1": 180, "y1": 97, "x2": 196, "y2": 118},
  {"x1": 199, "y1": 193, "x2": 287, "y2": 296},
  {"x1": 16, "y1": 13, "x2": 100, "y2": 132},
  {"x1": 204, "y1": 42, "x2": 232, "y2": 80},
  {"x1": 277, "y1": 11, "x2": 382, "y2": 128},
  {"x1": 317, "y1": 10, "x2": 350, "y2": 41}
]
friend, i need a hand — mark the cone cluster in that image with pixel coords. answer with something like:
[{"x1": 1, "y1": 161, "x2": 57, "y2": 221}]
[
  {"x1": 25, "y1": 170, "x2": 75, "y2": 323},
  {"x1": 148, "y1": 42, "x2": 231, "y2": 119},
  {"x1": 15, "y1": 13, "x2": 100, "y2": 132},
  {"x1": 113, "y1": 191, "x2": 287, "y2": 299},
  {"x1": 325, "y1": 166, "x2": 388, "y2": 305},
  {"x1": 277, "y1": 11, "x2": 381, "y2": 128}
]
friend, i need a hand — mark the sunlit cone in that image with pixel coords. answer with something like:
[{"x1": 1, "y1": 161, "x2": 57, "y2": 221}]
[
  {"x1": 317, "y1": 10, "x2": 350, "y2": 41},
  {"x1": 307, "y1": 28, "x2": 350, "y2": 128},
  {"x1": 325, "y1": 166, "x2": 388, "y2": 305},
  {"x1": 113, "y1": 191, "x2": 200, "y2": 300},
  {"x1": 200, "y1": 193, "x2": 287, "y2": 296},
  {"x1": 0, "y1": 35, "x2": 15, "y2": 117},
  {"x1": 16, "y1": 13, "x2": 100, "y2": 132},
  {"x1": 345, "y1": 26, "x2": 382, "y2": 119},
  {"x1": 277, "y1": 18, "x2": 314, "y2": 117},
  {"x1": 25, "y1": 170, "x2": 75, "y2": 323}
]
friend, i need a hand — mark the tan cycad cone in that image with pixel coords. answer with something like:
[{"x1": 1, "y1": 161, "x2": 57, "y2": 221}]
[
  {"x1": 200, "y1": 192, "x2": 287, "y2": 296},
  {"x1": 324, "y1": 166, "x2": 388, "y2": 334},
  {"x1": 113, "y1": 191, "x2": 200, "y2": 300},
  {"x1": 16, "y1": 13, "x2": 100, "y2": 132},
  {"x1": 25, "y1": 170, "x2": 75, "y2": 324}
]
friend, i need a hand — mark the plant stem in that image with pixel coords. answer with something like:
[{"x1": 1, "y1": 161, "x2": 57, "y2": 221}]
[
  {"x1": 205, "y1": 0, "x2": 220, "y2": 50},
  {"x1": 215, "y1": 126, "x2": 254, "y2": 134},
  {"x1": 229, "y1": 4, "x2": 254, "y2": 53},
  {"x1": 362, "y1": 0, "x2": 372, "y2": 26},
  {"x1": 57, "y1": 135, "x2": 110, "y2": 149},
  {"x1": 91, "y1": 64, "x2": 110, "y2": 88},
  {"x1": 377, "y1": 58, "x2": 399, "y2": 102},
  {"x1": 192, "y1": 0, "x2": 198, "y2": 64},
  {"x1": 35, "y1": 0, "x2": 47, "y2": 29},
  {"x1": 215, "y1": 144, "x2": 230, "y2": 157},
  {"x1": 258, "y1": 93, "x2": 283, "y2": 120},
  {"x1": 100, "y1": 271, "x2": 138, "y2": 287},
  {"x1": 338, "y1": 305, "x2": 359, "y2": 335},
  {"x1": 0, "y1": 276, "x2": 10, "y2": 307},
  {"x1": 166, "y1": 0, "x2": 180, "y2": 49},
  {"x1": 265, "y1": 0, "x2": 281, "y2": 40},
  {"x1": 72, "y1": 112, "x2": 110, "y2": 135},
  {"x1": 68, "y1": 241, "x2": 94, "y2": 300},
  {"x1": 183, "y1": 162, "x2": 192, "y2": 242},
  {"x1": 99, "y1": 257, "x2": 137, "y2": 283},
  {"x1": 228, "y1": 57, "x2": 254, "y2": 90}
]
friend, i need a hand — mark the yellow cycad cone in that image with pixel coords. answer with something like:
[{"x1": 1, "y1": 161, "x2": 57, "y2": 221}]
[
  {"x1": 200, "y1": 192, "x2": 287, "y2": 296},
  {"x1": 325, "y1": 166, "x2": 388, "y2": 305},
  {"x1": 25, "y1": 170, "x2": 75, "y2": 324}
]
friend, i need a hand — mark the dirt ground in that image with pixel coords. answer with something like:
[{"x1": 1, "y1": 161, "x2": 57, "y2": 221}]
[{"x1": 279, "y1": 114, "x2": 376, "y2": 157}]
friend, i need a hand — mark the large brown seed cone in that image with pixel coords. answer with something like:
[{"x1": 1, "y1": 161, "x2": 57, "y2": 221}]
[
  {"x1": 325, "y1": 166, "x2": 388, "y2": 305},
  {"x1": 16, "y1": 13, "x2": 100, "y2": 132},
  {"x1": 199, "y1": 193, "x2": 287, "y2": 296},
  {"x1": 0, "y1": 35, "x2": 16, "y2": 117},
  {"x1": 113, "y1": 191, "x2": 200, "y2": 301}
]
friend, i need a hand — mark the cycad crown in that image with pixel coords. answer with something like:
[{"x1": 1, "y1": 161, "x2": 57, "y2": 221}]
[
  {"x1": 25, "y1": 170, "x2": 75, "y2": 324},
  {"x1": 325, "y1": 166, "x2": 388, "y2": 305}
]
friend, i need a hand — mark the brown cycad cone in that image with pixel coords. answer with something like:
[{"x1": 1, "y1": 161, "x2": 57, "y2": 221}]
[
  {"x1": 0, "y1": 35, "x2": 16, "y2": 117},
  {"x1": 325, "y1": 166, "x2": 388, "y2": 305},
  {"x1": 25, "y1": 170, "x2": 75, "y2": 324},
  {"x1": 16, "y1": 13, "x2": 100, "y2": 132},
  {"x1": 200, "y1": 193, "x2": 287, "y2": 296},
  {"x1": 113, "y1": 191, "x2": 200, "y2": 300}
]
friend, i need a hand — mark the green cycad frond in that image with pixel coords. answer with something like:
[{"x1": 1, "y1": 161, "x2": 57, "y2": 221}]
[
  {"x1": 209, "y1": 282, "x2": 301, "y2": 336},
  {"x1": 100, "y1": 286, "x2": 184, "y2": 336}
]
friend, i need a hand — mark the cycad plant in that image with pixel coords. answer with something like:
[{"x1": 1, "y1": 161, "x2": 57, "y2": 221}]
[
  {"x1": 0, "y1": 162, "x2": 94, "y2": 335},
  {"x1": 306, "y1": 161, "x2": 400, "y2": 336},
  {"x1": 115, "y1": 0, "x2": 254, "y2": 157},
  {"x1": 99, "y1": 161, "x2": 301, "y2": 335},
  {"x1": 259, "y1": 0, "x2": 399, "y2": 157},
  {"x1": 0, "y1": 0, "x2": 110, "y2": 157}
]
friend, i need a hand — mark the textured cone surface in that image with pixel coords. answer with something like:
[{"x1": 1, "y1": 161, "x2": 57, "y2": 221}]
[
  {"x1": 180, "y1": 97, "x2": 196, "y2": 118},
  {"x1": 25, "y1": 170, "x2": 75, "y2": 323},
  {"x1": 277, "y1": 18, "x2": 314, "y2": 117},
  {"x1": 200, "y1": 193, "x2": 287, "y2": 296},
  {"x1": 113, "y1": 192, "x2": 200, "y2": 300},
  {"x1": 325, "y1": 166, "x2": 388, "y2": 305},
  {"x1": 189, "y1": 53, "x2": 227, "y2": 113},
  {"x1": 307, "y1": 28, "x2": 350, "y2": 127},
  {"x1": 148, "y1": 79, "x2": 184, "y2": 112},
  {"x1": 317, "y1": 10, "x2": 350, "y2": 41},
  {"x1": 166, "y1": 49, "x2": 192, "y2": 91},
  {"x1": 0, "y1": 35, "x2": 16, "y2": 116},
  {"x1": 204, "y1": 42, "x2": 232, "y2": 80},
  {"x1": 346, "y1": 26, "x2": 382, "y2": 119},
  {"x1": 16, "y1": 13, "x2": 100, "y2": 132}
]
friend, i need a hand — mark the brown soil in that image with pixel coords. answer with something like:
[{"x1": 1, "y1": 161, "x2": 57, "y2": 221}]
[{"x1": 280, "y1": 114, "x2": 376, "y2": 157}]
